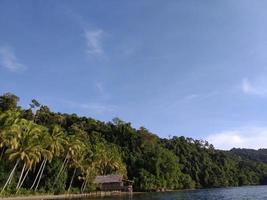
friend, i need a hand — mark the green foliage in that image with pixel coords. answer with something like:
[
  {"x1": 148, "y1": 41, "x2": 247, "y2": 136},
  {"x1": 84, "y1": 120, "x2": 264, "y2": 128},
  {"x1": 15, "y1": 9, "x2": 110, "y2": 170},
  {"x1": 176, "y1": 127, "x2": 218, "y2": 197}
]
[
  {"x1": 43, "y1": 159, "x2": 67, "y2": 193},
  {"x1": 0, "y1": 93, "x2": 19, "y2": 112},
  {"x1": 228, "y1": 148, "x2": 267, "y2": 163},
  {"x1": 1, "y1": 92, "x2": 267, "y2": 195},
  {"x1": 92, "y1": 143, "x2": 127, "y2": 176}
]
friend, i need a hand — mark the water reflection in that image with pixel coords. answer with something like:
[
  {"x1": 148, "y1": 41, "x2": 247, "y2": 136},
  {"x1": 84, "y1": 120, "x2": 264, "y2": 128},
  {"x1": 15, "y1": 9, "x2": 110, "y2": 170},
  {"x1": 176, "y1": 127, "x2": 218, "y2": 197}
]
[{"x1": 86, "y1": 186, "x2": 267, "y2": 200}]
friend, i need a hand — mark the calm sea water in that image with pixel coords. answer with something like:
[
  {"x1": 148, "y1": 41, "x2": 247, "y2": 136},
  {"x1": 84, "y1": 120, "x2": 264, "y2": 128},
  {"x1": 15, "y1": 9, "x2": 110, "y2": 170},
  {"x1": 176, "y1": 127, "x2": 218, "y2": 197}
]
[{"x1": 89, "y1": 186, "x2": 267, "y2": 200}]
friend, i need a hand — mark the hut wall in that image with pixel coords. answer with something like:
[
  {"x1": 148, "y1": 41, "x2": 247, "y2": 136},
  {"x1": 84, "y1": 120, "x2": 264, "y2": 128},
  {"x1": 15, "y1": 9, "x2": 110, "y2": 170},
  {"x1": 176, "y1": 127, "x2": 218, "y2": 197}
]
[{"x1": 100, "y1": 182, "x2": 123, "y2": 191}]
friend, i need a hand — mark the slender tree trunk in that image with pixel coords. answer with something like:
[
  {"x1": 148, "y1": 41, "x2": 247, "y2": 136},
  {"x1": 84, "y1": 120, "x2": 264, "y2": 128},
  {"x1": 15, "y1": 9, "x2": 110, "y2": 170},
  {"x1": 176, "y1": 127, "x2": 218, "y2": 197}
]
[
  {"x1": 68, "y1": 168, "x2": 76, "y2": 192},
  {"x1": 61, "y1": 159, "x2": 69, "y2": 177},
  {"x1": 34, "y1": 159, "x2": 47, "y2": 191},
  {"x1": 33, "y1": 165, "x2": 36, "y2": 173},
  {"x1": 81, "y1": 180, "x2": 85, "y2": 193},
  {"x1": 16, "y1": 163, "x2": 26, "y2": 189},
  {"x1": 60, "y1": 155, "x2": 68, "y2": 173},
  {"x1": 83, "y1": 180, "x2": 87, "y2": 192},
  {"x1": 30, "y1": 159, "x2": 45, "y2": 190},
  {"x1": 81, "y1": 180, "x2": 87, "y2": 193},
  {"x1": 55, "y1": 155, "x2": 68, "y2": 181},
  {"x1": 1, "y1": 160, "x2": 19, "y2": 194},
  {"x1": 55, "y1": 155, "x2": 69, "y2": 183},
  {"x1": 0, "y1": 147, "x2": 5, "y2": 160},
  {"x1": 8, "y1": 166, "x2": 17, "y2": 185},
  {"x1": 16, "y1": 167, "x2": 30, "y2": 192},
  {"x1": 8, "y1": 160, "x2": 20, "y2": 184}
]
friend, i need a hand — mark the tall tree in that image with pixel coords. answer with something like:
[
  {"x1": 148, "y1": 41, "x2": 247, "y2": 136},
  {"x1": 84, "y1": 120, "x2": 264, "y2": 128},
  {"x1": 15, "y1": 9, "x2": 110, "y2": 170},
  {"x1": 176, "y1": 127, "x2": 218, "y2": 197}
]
[
  {"x1": 1, "y1": 119, "x2": 43, "y2": 193},
  {"x1": 0, "y1": 93, "x2": 19, "y2": 112},
  {"x1": 31, "y1": 125, "x2": 65, "y2": 191}
]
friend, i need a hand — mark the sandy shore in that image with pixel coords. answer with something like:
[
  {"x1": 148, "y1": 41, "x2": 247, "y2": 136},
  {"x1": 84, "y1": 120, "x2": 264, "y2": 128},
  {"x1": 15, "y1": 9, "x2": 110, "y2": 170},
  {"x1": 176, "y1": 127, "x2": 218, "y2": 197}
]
[{"x1": 0, "y1": 191, "x2": 134, "y2": 200}]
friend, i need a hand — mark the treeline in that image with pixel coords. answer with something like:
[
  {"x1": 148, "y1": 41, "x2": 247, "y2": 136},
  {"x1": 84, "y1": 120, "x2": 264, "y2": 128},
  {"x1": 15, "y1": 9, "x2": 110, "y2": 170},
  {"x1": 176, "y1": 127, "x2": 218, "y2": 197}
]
[
  {"x1": 228, "y1": 148, "x2": 267, "y2": 163},
  {"x1": 1, "y1": 92, "x2": 267, "y2": 195}
]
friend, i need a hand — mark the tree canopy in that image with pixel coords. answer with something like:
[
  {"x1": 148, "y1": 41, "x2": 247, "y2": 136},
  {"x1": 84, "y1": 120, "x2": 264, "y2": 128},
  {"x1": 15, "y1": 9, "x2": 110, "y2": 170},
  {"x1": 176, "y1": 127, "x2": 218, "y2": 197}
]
[{"x1": 1, "y1": 92, "x2": 267, "y2": 195}]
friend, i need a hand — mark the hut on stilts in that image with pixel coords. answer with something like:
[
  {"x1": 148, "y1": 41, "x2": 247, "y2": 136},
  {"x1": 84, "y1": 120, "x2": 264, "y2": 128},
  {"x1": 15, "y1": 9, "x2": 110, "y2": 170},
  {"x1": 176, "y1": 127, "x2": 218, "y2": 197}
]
[{"x1": 94, "y1": 175, "x2": 133, "y2": 192}]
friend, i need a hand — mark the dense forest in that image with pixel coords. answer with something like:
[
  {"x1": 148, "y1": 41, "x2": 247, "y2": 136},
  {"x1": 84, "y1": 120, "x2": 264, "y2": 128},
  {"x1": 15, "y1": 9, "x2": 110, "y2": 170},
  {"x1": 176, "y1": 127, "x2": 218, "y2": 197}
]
[
  {"x1": 228, "y1": 148, "x2": 267, "y2": 164},
  {"x1": 1, "y1": 92, "x2": 267, "y2": 195}
]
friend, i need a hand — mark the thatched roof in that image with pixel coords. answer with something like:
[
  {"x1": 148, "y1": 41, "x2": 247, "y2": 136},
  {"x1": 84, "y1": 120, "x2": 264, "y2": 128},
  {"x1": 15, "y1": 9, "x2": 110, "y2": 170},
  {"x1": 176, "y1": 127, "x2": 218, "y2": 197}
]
[{"x1": 95, "y1": 175, "x2": 123, "y2": 184}]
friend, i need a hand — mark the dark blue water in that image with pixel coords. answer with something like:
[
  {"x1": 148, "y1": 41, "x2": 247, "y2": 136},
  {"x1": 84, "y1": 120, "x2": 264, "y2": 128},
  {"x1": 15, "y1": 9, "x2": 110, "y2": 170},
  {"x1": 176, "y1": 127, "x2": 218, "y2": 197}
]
[{"x1": 90, "y1": 186, "x2": 267, "y2": 200}]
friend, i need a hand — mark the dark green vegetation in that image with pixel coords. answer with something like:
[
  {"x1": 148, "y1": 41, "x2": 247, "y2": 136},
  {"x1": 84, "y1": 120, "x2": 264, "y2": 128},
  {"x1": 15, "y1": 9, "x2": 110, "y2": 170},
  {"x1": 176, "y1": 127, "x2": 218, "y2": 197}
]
[
  {"x1": 228, "y1": 148, "x2": 267, "y2": 163},
  {"x1": 1, "y1": 92, "x2": 267, "y2": 196}
]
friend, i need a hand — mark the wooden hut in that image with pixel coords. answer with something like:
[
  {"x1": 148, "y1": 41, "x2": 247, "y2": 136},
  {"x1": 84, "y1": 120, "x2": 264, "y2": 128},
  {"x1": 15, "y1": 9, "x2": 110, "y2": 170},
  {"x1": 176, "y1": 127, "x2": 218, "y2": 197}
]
[{"x1": 94, "y1": 175, "x2": 133, "y2": 192}]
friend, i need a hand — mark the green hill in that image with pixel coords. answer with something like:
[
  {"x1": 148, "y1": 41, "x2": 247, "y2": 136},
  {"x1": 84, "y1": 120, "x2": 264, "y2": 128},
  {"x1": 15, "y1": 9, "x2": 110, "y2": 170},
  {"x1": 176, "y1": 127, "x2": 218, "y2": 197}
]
[{"x1": 1, "y1": 92, "x2": 267, "y2": 195}]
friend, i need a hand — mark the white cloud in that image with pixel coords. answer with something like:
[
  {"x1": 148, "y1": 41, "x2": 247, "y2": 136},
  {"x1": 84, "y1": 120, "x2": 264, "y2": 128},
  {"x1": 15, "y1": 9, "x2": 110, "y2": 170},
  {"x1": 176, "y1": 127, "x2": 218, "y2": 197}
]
[
  {"x1": 79, "y1": 103, "x2": 115, "y2": 114},
  {"x1": 183, "y1": 91, "x2": 218, "y2": 101},
  {"x1": 0, "y1": 46, "x2": 26, "y2": 72},
  {"x1": 241, "y1": 78, "x2": 267, "y2": 96},
  {"x1": 95, "y1": 82, "x2": 104, "y2": 94},
  {"x1": 84, "y1": 29, "x2": 104, "y2": 56},
  {"x1": 63, "y1": 100, "x2": 115, "y2": 114},
  {"x1": 184, "y1": 94, "x2": 199, "y2": 100},
  {"x1": 94, "y1": 81, "x2": 111, "y2": 100},
  {"x1": 242, "y1": 78, "x2": 254, "y2": 94},
  {"x1": 206, "y1": 127, "x2": 267, "y2": 150}
]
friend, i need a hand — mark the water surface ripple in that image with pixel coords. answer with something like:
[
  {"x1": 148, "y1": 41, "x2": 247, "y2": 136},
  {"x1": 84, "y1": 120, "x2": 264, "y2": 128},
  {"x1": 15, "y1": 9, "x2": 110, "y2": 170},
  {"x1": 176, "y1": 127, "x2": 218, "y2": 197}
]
[{"x1": 89, "y1": 186, "x2": 267, "y2": 200}]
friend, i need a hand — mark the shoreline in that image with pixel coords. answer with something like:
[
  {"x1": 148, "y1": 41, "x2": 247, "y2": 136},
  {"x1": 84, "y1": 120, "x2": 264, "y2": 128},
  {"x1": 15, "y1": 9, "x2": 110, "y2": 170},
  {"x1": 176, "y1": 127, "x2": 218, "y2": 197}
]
[
  {"x1": 0, "y1": 191, "x2": 136, "y2": 200},
  {"x1": 0, "y1": 185, "x2": 265, "y2": 200}
]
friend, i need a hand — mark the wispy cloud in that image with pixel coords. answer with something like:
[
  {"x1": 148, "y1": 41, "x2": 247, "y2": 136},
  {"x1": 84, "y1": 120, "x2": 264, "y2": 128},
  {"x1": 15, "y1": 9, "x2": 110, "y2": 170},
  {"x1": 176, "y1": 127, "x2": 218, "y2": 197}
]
[
  {"x1": 206, "y1": 126, "x2": 267, "y2": 150},
  {"x1": 63, "y1": 99, "x2": 115, "y2": 115},
  {"x1": 0, "y1": 46, "x2": 26, "y2": 72},
  {"x1": 80, "y1": 103, "x2": 115, "y2": 114},
  {"x1": 95, "y1": 81, "x2": 105, "y2": 94},
  {"x1": 241, "y1": 78, "x2": 267, "y2": 96},
  {"x1": 94, "y1": 81, "x2": 111, "y2": 100},
  {"x1": 161, "y1": 91, "x2": 218, "y2": 111},
  {"x1": 84, "y1": 29, "x2": 104, "y2": 56},
  {"x1": 61, "y1": 7, "x2": 106, "y2": 58},
  {"x1": 183, "y1": 91, "x2": 218, "y2": 101},
  {"x1": 184, "y1": 94, "x2": 199, "y2": 100}
]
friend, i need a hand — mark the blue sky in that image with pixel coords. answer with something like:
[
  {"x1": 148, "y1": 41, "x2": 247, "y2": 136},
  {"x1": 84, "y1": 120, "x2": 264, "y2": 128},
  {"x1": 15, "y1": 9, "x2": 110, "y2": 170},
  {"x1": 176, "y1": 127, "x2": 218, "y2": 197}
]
[{"x1": 1, "y1": 0, "x2": 267, "y2": 149}]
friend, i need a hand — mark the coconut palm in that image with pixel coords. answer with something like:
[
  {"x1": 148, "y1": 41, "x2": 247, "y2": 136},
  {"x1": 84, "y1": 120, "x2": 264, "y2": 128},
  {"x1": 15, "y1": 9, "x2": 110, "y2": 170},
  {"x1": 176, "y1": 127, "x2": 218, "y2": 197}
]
[
  {"x1": 67, "y1": 150, "x2": 83, "y2": 192},
  {"x1": 25, "y1": 127, "x2": 51, "y2": 191},
  {"x1": 80, "y1": 165, "x2": 96, "y2": 193},
  {"x1": 48, "y1": 126, "x2": 66, "y2": 155},
  {"x1": 78, "y1": 143, "x2": 126, "y2": 193},
  {"x1": 93, "y1": 143, "x2": 127, "y2": 176},
  {"x1": 31, "y1": 140, "x2": 52, "y2": 191},
  {"x1": 31, "y1": 125, "x2": 65, "y2": 191},
  {"x1": 0, "y1": 111, "x2": 20, "y2": 159},
  {"x1": 67, "y1": 142, "x2": 91, "y2": 192},
  {"x1": 55, "y1": 134, "x2": 85, "y2": 183},
  {"x1": 1, "y1": 119, "x2": 43, "y2": 194},
  {"x1": 0, "y1": 111, "x2": 20, "y2": 129}
]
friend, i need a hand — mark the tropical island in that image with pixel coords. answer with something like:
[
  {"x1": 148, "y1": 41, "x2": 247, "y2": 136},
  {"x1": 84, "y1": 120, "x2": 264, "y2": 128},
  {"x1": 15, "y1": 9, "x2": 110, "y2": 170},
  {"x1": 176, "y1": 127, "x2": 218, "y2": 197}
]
[{"x1": 1, "y1": 92, "x2": 267, "y2": 197}]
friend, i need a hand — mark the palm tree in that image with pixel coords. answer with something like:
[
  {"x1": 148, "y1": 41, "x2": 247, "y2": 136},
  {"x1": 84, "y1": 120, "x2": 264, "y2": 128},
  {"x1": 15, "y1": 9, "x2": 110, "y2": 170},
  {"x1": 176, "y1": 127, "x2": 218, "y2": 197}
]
[
  {"x1": 0, "y1": 111, "x2": 20, "y2": 160},
  {"x1": 25, "y1": 127, "x2": 51, "y2": 191},
  {"x1": 76, "y1": 144, "x2": 94, "y2": 193},
  {"x1": 78, "y1": 143, "x2": 126, "y2": 193},
  {"x1": 0, "y1": 128, "x2": 6, "y2": 160},
  {"x1": 1, "y1": 119, "x2": 43, "y2": 194},
  {"x1": 31, "y1": 142, "x2": 52, "y2": 191},
  {"x1": 67, "y1": 143, "x2": 89, "y2": 192},
  {"x1": 67, "y1": 152, "x2": 82, "y2": 192},
  {"x1": 93, "y1": 143, "x2": 127, "y2": 176},
  {"x1": 0, "y1": 111, "x2": 20, "y2": 129},
  {"x1": 31, "y1": 125, "x2": 65, "y2": 191},
  {"x1": 80, "y1": 165, "x2": 96, "y2": 193},
  {"x1": 55, "y1": 135, "x2": 85, "y2": 183}
]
